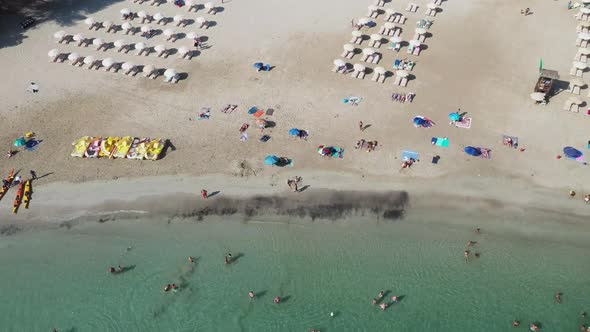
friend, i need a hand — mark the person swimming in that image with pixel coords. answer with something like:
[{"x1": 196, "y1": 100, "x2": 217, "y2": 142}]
[
  {"x1": 379, "y1": 302, "x2": 388, "y2": 310},
  {"x1": 118, "y1": 265, "x2": 123, "y2": 273},
  {"x1": 474, "y1": 252, "x2": 480, "y2": 258},
  {"x1": 391, "y1": 296, "x2": 398, "y2": 302},
  {"x1": 372, "y1": 298, "x2": 378, "y2": 305},
  {"x1": 188, "y1": 256, "x2": 194, "y2": 263},
  {"x1": 249, "y1": 291, "x2": 255, "y2": 299},
  {"x1": 225, "y1": 254, "x2": 233, "y2": 265},
  {"x1": 109, "y1": 267, "x2": 116, "y2": 274},
  {"x1": 555, "y1": 292, "x2": 562, "y2": 303},
  {"x1": 467, "y1": 240, "x2": 476, "y2": 247},
  {"x1": 378, "y1": 291, "x2": 384, "y2": 299},
  {"x1": 513, "y1": 320, "x2": 520, "y2": 327},
  {"x1": 464, "y1": 250, "x2": 469, "y2": 260},
  {"x1": 164, "y1": 284, "x2": 171, "y2": 292},
  {"x1": 274, "y1": 297, "x2": 281, "y2": 304},
  {"x1": 530, "y1": 323, "x2": 540, "y2": 331},
  {"x1": 172, "y1": 284, "x2": 178, "y2": 291}
]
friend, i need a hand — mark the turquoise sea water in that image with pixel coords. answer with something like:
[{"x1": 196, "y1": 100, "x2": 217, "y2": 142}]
[{"x1": 0, "y1": 209, "x2": 589, "y2": 332}]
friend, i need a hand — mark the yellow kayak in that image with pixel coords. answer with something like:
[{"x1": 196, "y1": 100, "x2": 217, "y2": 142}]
[
  {"x1": 23, "y1": 180, "x2": 32, "y2": 209},
  {"x1": 113, "y1": 136, "x2": 133, "y2": 159},
  {"x1": 146, "y1": 139, "x2": 165, "y2": 160},
  {"x1": 100, "y1": 136, "x2": 120, "y2": 158},
  {"x1": 71, "y1": 136, "x2": 92, "y2": 157}
]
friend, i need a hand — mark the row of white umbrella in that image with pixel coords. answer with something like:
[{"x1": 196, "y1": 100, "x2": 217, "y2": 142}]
[
  {"x1": 50, "y1": 39, "x2": 192, "y2": 55},
  {"x1": 84, "y1": 15, "x2": 208, "y2": 29},
  {"x1": 333, "y1": 59, "x2": 408, "y2": 77},
  {"x1": 362, "y1": 3, "x2": 439, "y2": 17},
  {"x1": 126, "y1": 0, "x2": 215, "y2": 10},
  {"x1": 55, "y1": 30, "x2": 200, "y2": 47}
]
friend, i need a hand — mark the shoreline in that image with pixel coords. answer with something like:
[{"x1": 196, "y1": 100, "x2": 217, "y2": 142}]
[{"x1": 2, "y1": 170, "x2": 589, "y2": 226}]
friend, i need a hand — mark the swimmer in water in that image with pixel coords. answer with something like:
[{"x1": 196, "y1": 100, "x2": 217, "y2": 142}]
[
  {"x1": 164, "y1": 284, "x2": 171, "y2": 292},
  {"x1": 109, "y1": 267, "x2": 116, "y2": 274},
  {"x1": 530, "y1": 323, "x2": 540, "y2": 331},
  {"x1": 467, "y1": 240, "x2": 476, "y2": 247},
  {"x1": 274, "y1": 297, "x2": 281, "y2": 304},
  {"x1": 188, "y1": 256, "x2": 194, "y2": 263},
  {"x1": 118, "y1": 265, "x2": 123, "y2": 273},
  {"x1": 474, "y1": 252, "x2": 480, "y2": 258},
  {"x1": 380, "y1": 302, "x2": 388, "y2": 310},
  {"x1": 249, "y1": 291, "x2": 255, "y2": 299},
  {"x1": 391, "y1": 296, "x2": 398, "y2": 302},
  {"x1": 172, "y1": 284, "x2": 178, "y2": 290},
  {"x1": 555, "y1": 292, "x2": 562, "y2": 303},
  {"x1": 513, "y1": 320, "x2": 520, "y2": 327},
  {"x1": 464, "y1": 250, "x2": 469, "y2": 261},
  {"x1": 126, "y1": 246, "x2": 132, "y2": 252},
  {"x1": 372, "y1": 298, "x2": 378, "y2": 305},
  {"x1": 225, "y1": 254, "x2": 232, "y2": 265},
  {"x1": 378, "y1": 291, "x2": 384, "y2": 299},
  {"x1": 475, "y1": 228, "x2": 481, "y2": 234}
]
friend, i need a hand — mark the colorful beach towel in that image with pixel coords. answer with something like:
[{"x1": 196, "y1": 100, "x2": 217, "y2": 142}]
[
  {"x1": 431, "y1": 137, "x2": 450, "y2": 147},
  {"x1": 402, "y1": 150, "x2": 420, "y2": 161},
  {"x1": 455, "y1": 117, "x2": 472, "y2": 129},
  {"x1": 248, "y1": 106, "x2": 259, "y2": 115},
  {"x1": 24, "y1": 139, "x2": 42, "y2": 151},
  {"x1": 343, "y1": 96, "x2": 363, "y2": 106},
  {"x1": 253, "y1": 110, "x2": 265, "y2": 118}
]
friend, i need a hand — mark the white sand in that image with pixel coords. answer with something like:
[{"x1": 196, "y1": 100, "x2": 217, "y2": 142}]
[{"x1": 0, "y1": 0, "x2": 589, "y2": 217}]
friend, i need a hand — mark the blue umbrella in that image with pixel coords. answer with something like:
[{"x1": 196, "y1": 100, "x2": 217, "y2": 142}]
[
  {"x1": 464, "y1": 146, "x2": 481, "y2": 156},
  {"x1": 264, "y1": 155, "x2": 279, "y2": 165},
  {"x1": 563, "y1": 146, "x2": 582, "y2": 159},
  {"x1": 413, "y1": 117, "x2": 426, "y2": 126},
  {"x1": 253, "y1": 62, "x2": 263, "y2": 70},
  {"x1": 14, "y1": 137, "x2": 26, "y2": 147},
  {"x1": 449, "y1": 112, "x2": 461, "y2": 121},
  {"x1": 288, "y1": 128, "x2": 301, "y2": 136}
]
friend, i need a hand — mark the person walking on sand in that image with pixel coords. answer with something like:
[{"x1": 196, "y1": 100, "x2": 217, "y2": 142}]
[
  {"x1": 30, "y1": 170, "x2": 37, "y2": 180},
  {"x1": 359, "y1": 121, "x2": 364, "y2": 131},
  {"x1": 201, "y1": 189, "x2": 208, "y2": 199}
]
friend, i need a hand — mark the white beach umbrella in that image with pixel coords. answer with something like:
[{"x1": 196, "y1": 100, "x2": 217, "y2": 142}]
[
  {"x1": 103, "y1": 20, "x2": 113, "y2": 28},
  {"x1": 68, "y1": 52, "x2": 79, "y2": 61},
  {"x1": 154, "y1": 44, "x2": 166, "y2": 52},
  {"x1": 53, "y1": 30, "x2": 66, "y2": 39},
  {"x1": 173, "y1": 15, "x2": 184, "y2": 23},
  {"x1": 368, "y1": 5, "x2": 378, "y2": 12},
  {"x1": 390, "y1": 36, "x2": 402, "y2": 43},
  {"x1": 581, "y1": 7, "x2": 590, "y2": 14},
  {"x1": 102, "y1": 58, "x2": 114, "y2": 67},
  {"x1": 122, "y1": 22, "x2": 132, "y2": 31},
  {"x1": 351, "y1": 30, "x2": 362, "y2": 37},
  {"x1": 579, "y1": 32, "x2": 590, "y2": 40},
  {"x1": 48, "y1": 49, "x2": 59, "y2": 57},
  {"x1": 574, "y1": 61, "x2": 588, "y2": 69},
  {"x1": 427, "y1": 3, "x2": 439, "y2": 9},
  {"x1": 384, "y1": 22, "x2": 396, "y2": 29},
  {"x1": 358, "y1": 17, "x2": 371, "y2": 25},
  {"x1": 92, "y1": 38, "x2": 103, "y2": 46},
  {"x1": 114, "y1": 39, "x2": 125, "y2": 47},
  {"x1": 135, "y1": 42, "x2": 146, "y2": 50},
  {"x1": 568, "y1": 96, "x2": 583, "y2": 104},
  {"x1": 122, "y1": 62, "x2": 135, "y2": 70},
  {"x1": 164, "y1": 68, "x2": 176, "y2": 78},
  {"x1": 353, "y1": 63, "x2": 366, "y2": 72},
  {"x1": 141, "y1": 25, "x2": 152, "y2": 33},
  {"x1": 83, "y1": 55, "x2": 95, "y2": 64},
  {"x1": 120, "y1": 8, "x2": 130, "y2": 15},
  {"x1": 186, "y1": 0, "x2": 195, "y2": 5},
  {"x1": 579, "y1": 22, "x2": 590, "y2": 28},
  {"x1": 530, "y1": 92, "x2": 545, "y2": 101},
  {"x1": 385, "y1": 8, "x2": 397, "y2": 15},
  {"x1": 409, "y1": 39, "x2": 421, "y2": 46},
  {"x1": 343, "y1": 44, "x2": 355, "y2": 51},
  {"x1": 186, "y1": 32, "x2": 197, "y2": 39},
  {"x1": 178, "y1": 46, "x2": 189, "y2": 54},
  {"x1": 570, "y1": 78, "x2": 586, "y2": 87},
  {"x1": 163, "y1": 29, "x2": 174, "y2": 37},
  {"x1": 374, "y1": 66, "x2": 386, "y2": 75},
  {"x1": 362, "y1": 48, "x2": 376, "y2": 55},
  {"x1": 333, "y1": 59, "x2": 346, "y2": 67},
  {"x1": 84, "y1": 17, "x2": 95, "y2": 25},
  {"x1": 204, "y1": 2, "x2": 214, "y2": 9},
  {"x1": 143, "y1": 64, "x2": 154, "y2": 73},
  {"x1": 396, "y1": 70, "x2": 409, "y2": 77},
  {"x1": 583, "y1": 0, "x2": 590, "y2": 3},
  {"x1": 579, "y1": 47, "x2": 590, "y2": 55},
  {"x1": 137, "y1": 11, "x2": 147, "y2": 18},
  {"x1": 370, "y1": 34, "x2": 382, "y2": 41},
  {"x1": 415, "y1": 28, "x2": 427, "y2": 35},
  {"x1": 73, "y1": 33, "x2": 84, "y2": 41},
  {"x1": 153, "y1": 13, "x2": 164, "y2": 21},
  {"x1": 196, "y1": 17, "x2": 206, "y2": 24}
]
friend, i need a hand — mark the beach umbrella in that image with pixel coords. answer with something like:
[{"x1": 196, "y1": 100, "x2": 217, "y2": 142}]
[
  {"x1": 362, "y1": 48, "x2": 375, "y2": 55},
  {"x1": 178, "y1": 46, "x2": 189, "y2": 55},
  {"x1": 396, "y1": 70, "x2": 409, "y2": 77},
  {"x1": 581, "y1": 7, "x2": 590, "y2": 14},
  {"x1": 343, "y1": 44, "x2": 355, "y2": 51},
  {"x1": 579, "y1": 22, "x2": 590, "y2": 28},
  {"x1": 122, "y1": 22, "x2": 132, "y2": 31},
  {"x1": 173, "y1": 15, "x2": 184, "y2": 23},
  {"x1": 114, "y1": 40, "x2": 125, "y2": 48},
  {"x1": 333, "y1": 59, "x2": 346, "y2": 67},
  {"x1": 84, "y1": 17, "x2": 95, "y2": 25},
  {"x1": 83, "y1": 55, "x2": 95, "y2": 64},
  {"x1": 137, "y1": 11, "x2": 147, "y2": 18},
  {"x1": 186, "y1": 0, "x2": 195, "y2": 5},
  {"x1": 464, "y1": 146, "x2": 481, "y2": 156},
  {"x1": 102, "y1": 58, "x2": 114, "y2": 67},
  {"x1": 204, "y1": 2, "x2": 214, "y2": 9},
  {"x1": 164, "y1": 68, "x2": 176, "y2": 78},
  {"x1": 103, "y1": 20, "x2": 112, "y2": 28},
  {"x1": 413, "y1": 116, "x2": 427, "y2": 126},
  {"x1": 415, "y1": 27, "x2": 427, "y2": 35},
  {"x1": 568, "y1": 96, "x2": 583, "y2": 105},
  {"x1": 135, "y1": 42, "x2": 145, "y2": 50},
  {"x1": 584, "y1": 0, "x2": 590, "y2": 3},
  {"x1": 264, "y1": 155, "x2": 279, "y2": 165},
  {"x1": 92, "y1": 38, "x2": 103, "y2": 47},
  {"x1": 143, "y1": 64, "x2": 154, "y2": 73},
  {"x1": 358, "y1": 17, "x2": 371, "y2": 25},
  {"x1": 374, "y1": 66, "x2": 386, "y2": 75},
  {"x1": 385, "y1": 8, "x2": 397, "y2": 15},
  {"x1": 370, "y1": 34, "x2": 382, "y2": 41},
  {"x1": 48, "y1": 49, "x2": 59, "y2": 57},
  {"x1": 53, "y1": 30, "x2": 66, "y2": 39},
  {"x1": 141, "y1": 25, "x2": 152, "y2": 33},
  {"x1": 186, "y1": 32, "x2": 197, "y2": 39},
  {"x1": 578, "y1": 47, "x2": 590, "y2": 55},
  {"x1": 390, "y1": 36, "x2": 402, "y2": 43},
  {"x1": 579, "y1": 32, "x2": 590, "y2": 40},
  {"x1": 155, "y1": 44, "x2": 166, "y2": 52},
  {"x1": 73, "y1": 33, "x2": 84, "y2": 41},
  {"x1": 289, "y1": 128, "x2": 301, "y2": 136},
  {"x1": 120, "y1": 8, "x2": 130, "y2": 15},
  {"x1": 351, "y1": 30, "x2": 362, "y2": 37},
  {"x1": 427, "y1": 3, "x2": 439, "y2": 9},
  {"x1": 530, "y1": 92, "x2": 545, "y2": 101},
  {"x1": 163, "y1": 29, "x2": 174, "y2": 37},
  {"x1": 563, "y1": 146, "x2": 583, "y2": 159},
  {"x1": 573, "y1": 61, "x2": 588, "y2": 69},
  {"x1": 122, "y1": 62, "x2": 134, "y2": 70},
  {"x1": 570, "y1": 78, "x2": 586, "y2": 87},
  {"x1": 368, "y1": 5, "x2": 378, "y2": 12},
  {"x1": 353, "y1": 63, "x2": 366, "y2": 72},
  {"x1": 409, "y1": 39, "x2": 421, "y2": 46},
  {"x1": 449, "y1": 112, "x2": 462, "y2": 121},
  {"x1": 196, "y1": 17, "x2": 207, "y2": 24},
  {"x1": 14, "y1": 137, "x2": 26, "y2": 147},
  {"x1": 68, "y1": 52, "x2": 79, "y2": 61},
  {"x1": 153, "y1": 13, "x2": 164, "y2": 21}
]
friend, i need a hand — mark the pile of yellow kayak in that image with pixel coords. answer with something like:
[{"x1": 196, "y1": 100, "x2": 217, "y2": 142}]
[{"x1": 71, "y1": 136, "x2": 165, "y2": 160}]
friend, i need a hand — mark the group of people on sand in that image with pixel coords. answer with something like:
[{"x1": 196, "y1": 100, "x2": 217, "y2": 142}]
[
  {"x1": 372, "y1": 290, "x2": 399, "y2": 311},
  {"x1": 355, "y1": 139, "x2": 378, "y2": 152}
]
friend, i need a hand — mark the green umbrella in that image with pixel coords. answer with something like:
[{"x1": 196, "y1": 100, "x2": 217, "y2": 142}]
[{"x1": 14, "y1": 137, "x2": 26, "y2": 147}]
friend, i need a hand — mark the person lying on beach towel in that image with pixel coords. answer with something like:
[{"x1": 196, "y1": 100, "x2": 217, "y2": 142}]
[
  {"x1": 344, "y1": 97, "x2": 363, "y2": 106},
  {"x1": 239, "y1": 123, "x2": 249, "y2": 133},
  {"x1": 197, "y1": 109, "x2": 210, "y2": 120}
]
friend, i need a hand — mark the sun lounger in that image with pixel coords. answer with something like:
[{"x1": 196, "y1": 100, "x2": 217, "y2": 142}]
[
  {"x1": 351, "y1": 35, "x2": 363, "y2": 45},
  {"x1": 393, "y1": 75, "x2": 401, "y2": 85},
  {"x1": 406, "y1": 3, "x2": 418, "y2": 12},
  {"x1": 573, "y1": 85, "x2": 581, "y2": 94},
  {"x1": 427, "y1": 8, "x2": 437, "y2": 17},
  {"x1": 455, "y1": 117, "x2": 472, "y2": 129},
  {"x1": 434, "y1": 0, "x2": 443, "y2": 5},
  {"x1": 371, "y1": 53, "x2": 381, "y2": 64},
  {"x1": 371, "y1": 72, "x2": 379, "y2": 82},
  {"x1": 417, "y1": 34, "x2": 426, "y2": 42},
  {"x1": 412, "y1": 46, "x2": 421, "y2": 56},
  {"x1": 400, "y1": 77, "x2": 408, "y2": 87}
]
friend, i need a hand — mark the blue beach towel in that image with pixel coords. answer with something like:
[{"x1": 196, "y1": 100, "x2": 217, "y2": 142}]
[{"x1": 402, "y1": 150, "x2": 420, "y2": 161}]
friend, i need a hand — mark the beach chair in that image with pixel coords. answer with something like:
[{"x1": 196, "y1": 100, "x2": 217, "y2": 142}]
[
  {"x1": 434, "y1": 0, "x2": 443, "y2": 5},
  {"x1": 368, "y1": 8, "x2": 379, "y2": 18},
  {"x1": 378, "y1": 73, "x2": 386, "y2": 83},
  {"x1": 71, "y1": 57, "x2": 83, "y2": 66},
  {"x1": 407, "y1": 45, "x2": 414, "y2": 54},
  {"x1": 371, "y1": 53, "x2": 381, "y2": 64},
  {"x1": 344, "y1": 50, "x2": 355, "y2": 59},
  {"x1": 371, "y1": 72, "x2": 380, "y2": 82},
  {"x1": 105, "y1": 21, "x2": 117, "y2": 33},
  {"x1": 406, "y1": 3, "x2": 418, "y2": 12},
  {"x1": 413, "y1": 46, "x2": 421, "y2": 56},
  {"x1": 416, "y1": 34, "x2": 426, "y2": 42},
  {"x1": 583, "y1": 40, "x2": 589, "y2": 48},
  {"x1": 374, "y1": 0, "x2": 385, "y2": 6},
  {"x1": 400, "y1": 77, "x2": 408, "y2": 87},
  {"x1": 361, "y1": 53, "x2": 370, "y2": 62},
  {"x1": 393, "y1": 75, "x2": 401, "y2": 85},
  {"x1": 427, "y1": 8, "x2": 437, "y2": 17},
  {"x1": 379, "y1": 26, "x2": 388, "y2": 35},
  {"x1": 573, "y1": 85, "x2": 581, "y2": 94}
]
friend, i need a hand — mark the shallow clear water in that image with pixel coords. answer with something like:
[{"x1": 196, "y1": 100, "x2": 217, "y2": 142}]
[{"x1": 0, "y1": 209, "x2": 589, "y2": 332}]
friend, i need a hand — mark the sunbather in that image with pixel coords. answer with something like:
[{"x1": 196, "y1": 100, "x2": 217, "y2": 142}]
[{"x1": 239, "y1": 123, "x2": 249, "y2": 133}]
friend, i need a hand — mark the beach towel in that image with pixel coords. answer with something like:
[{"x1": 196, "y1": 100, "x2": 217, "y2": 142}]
[
  {"x1": 197, "y1": 108, "x2": 210, "y2": 120},
  {"x1": 240, "y1": 133, "x2": 248, "y2": 141},
  {"x1": 455, "y1": 117, "x2": 472, "y2": 129},
  {"x1": 431, "y1": 137, "x2": 449, "y2": 147},
  {"x1": 344, "y1": 96, "x2": 363, "y2": 106},
  {"x1": 479, "y1": 148, "x2": 491, "y2": 159},
  {"x1": 24, "y1": 139, "x2": 42, "y2": 151},
  {"x1": 253, "y1": 110, "x2": 265, "y2": 118},
  {"x1": 402, "y1": 150, "x2": 420, "y2": 161},
  {"x1": 266, "y1": 108, "x2": 274, "y2": 116},
  {"x1": 248, "y1": 106, "x2": 258, "y2": 115},
  {"x1": 260, "y1": 135, "x2": 271, "y2": 142}
]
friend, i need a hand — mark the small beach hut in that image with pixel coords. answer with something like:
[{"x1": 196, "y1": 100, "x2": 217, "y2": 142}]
[{"x1": 533, "y1": 69, "x2": 558, "y2": 100}]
